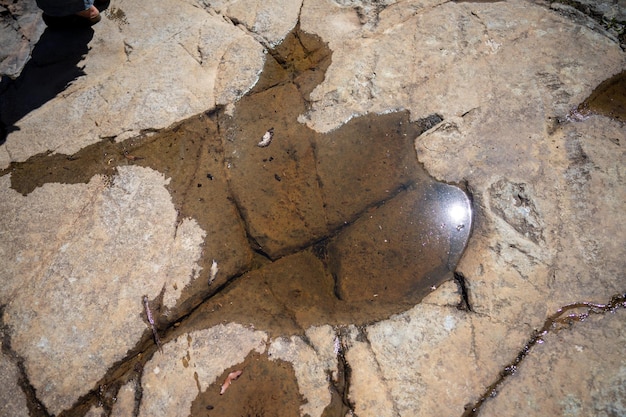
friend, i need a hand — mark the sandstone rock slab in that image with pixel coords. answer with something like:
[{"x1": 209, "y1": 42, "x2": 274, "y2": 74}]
[
  {"x1": 0, "y1": 0, "x2": 624, "y2": 415},
  {"x1": 140, "y1": 324, "x2": 267, "y2": 417},
  {"x1": 0, "y1": 0, "x2": 44, "y2": 78},
  {"x1": 0, "y1": 166, "x2": 205, "y2": 414},
  {"x1": 480, "y1": 308, "x2": 626, "y2": 417},
  {"x1": 1, "y1": 0, "x2": 268, "y2": 169},
  {"x1": 0, "y1": 345, "x2": 29, "y2": 417},
  {"x1": 195, "y1": 0, "x2": 302, "y2": 47}
]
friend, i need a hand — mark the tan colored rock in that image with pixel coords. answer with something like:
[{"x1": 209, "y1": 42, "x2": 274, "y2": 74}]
[
  {"x1": 140, "y1": 324, "x2": 267, "y2": 417},
  {"x1": 0, "y1": 0, "x2": 624, "y2": 415},
  {"x1": 296, "y1": 2, "x2": 624, "y2": 413},
  {"x1": 196, "y1": 0, "x2": 302, "y2": 46},
  {"x1": 301, "y1": 1, "x2": 623, "y2": 134},
  {"x1": 111, "y1": 381, "x2": 138, "y2": 417},
  {"x1": 455, "y1": 116, "x2": 626, "y2": 322},
  {"x1": 0, "y1": 166, "x2": 205, "y2": 415},
  {"x1": 1, "y1": 0, "x2": 267, "y2": 169},
  {"x1": 214, "y1": 34, "x2": 267, "y2": 105},
  {"x1": 344, "y1": 325, "x2": 396, "y2": 416},
  {"x1": 365, "y1": 302, "x2": 478, "y2": 416},
  {"x1": 0, "y1": 347, "x2": 29, "y2": 417},
  {"x1": 481, "y1": 308, "x2": 626, "y2": 417},
  {"x1": 0, "y1": 0, "x2": 44, "y2": 78},
  {"x1": 268, "y1": 326, "x2": 338, "y2": 417}
]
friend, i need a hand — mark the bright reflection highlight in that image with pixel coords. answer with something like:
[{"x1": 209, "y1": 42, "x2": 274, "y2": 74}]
[
  {"x1": 432, "y1": 184, "x2": 473, "y2": 269},
  {"x1": 448, "y1": 203, "x2": 468, "y2": 224}
]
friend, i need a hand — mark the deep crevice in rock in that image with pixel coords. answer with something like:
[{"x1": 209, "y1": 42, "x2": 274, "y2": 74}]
[
  {"x1": 322, "y1": 328, "x2": 355, "y2": 417},
  {"x1": 454, "y1": 271, "x2": 472, "y2": 312},
  {"x1": 56, "y1": 344, "x2": 149, "y2": 417},
  {"x1": 132, "y1": 375, "x2": 143, "y2": 417}
]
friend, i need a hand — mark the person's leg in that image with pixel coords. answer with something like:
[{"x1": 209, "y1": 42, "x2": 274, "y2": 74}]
[
  {"x1": 36, "y1": 0, "x2": 96, "y2": 17},
  {"x1": 38, "y1": 0, "x2": 101, "y2": 27},
  {"x1": 75, "y1": 5, "x2": 99, "y2": 20}
]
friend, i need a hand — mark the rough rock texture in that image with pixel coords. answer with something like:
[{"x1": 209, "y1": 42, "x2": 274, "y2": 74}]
[
  {"x1": 0, "y1": 0, "x2": 624, "y2": 416},
  {"x1": 0, "y1": 0, "x2": 45, "y2": 78},
  {"x1": 0, "y1": 166, "x2": 205, "y2": 415},
  {"x1": 302, "y1": 1, "x2": 623, "y2": 134},
  {"x1": 267, "y1": 326, "x2": 338, "y2": 417},
  {"x1": 195, "y1": 0, "x2": 302, "y2": 47},
  {"x1": 481, "y1": 308, "x2": 626, "y2": 417},
  {"x1": 140, "y1": 324, "x2": 267, "y2": 417},
  {"x1": 0, "y1": 344, "x2": 29, "y2": 417},
  {"x1": 0, "y1": 0, "x2": 266, "y2": 168}
]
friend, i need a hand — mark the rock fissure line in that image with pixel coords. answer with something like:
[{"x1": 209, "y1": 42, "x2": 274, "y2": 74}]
[
  {"x1": 177, "y1": 41, "x2": 202, "y2": 66},
  {"x1": 338, "y1": 346, "x2": 356, "y2": 416},
  {"x1": 467, "y1": 315, "x2": 480, "y2": 382},
  {"x1": 461, "y1": 291, "x2": 626, "y2": 417},
  {"x1": 132, "y1": 375, "x2": 143, "y2": 417},
  {"x1": 321, "y1": 180, "x2": 416, "y2": 239},
  {"x1": 154, "y1": 173, "x2": 428, "y2": 332},
  {"x1": 308, "y1": 143, "x2": 331, "y2": 232},
  {"x1": 453, "y1": 272, "x2": 472, "y2": 311},
  {"x1": 0, "y1": 305, "x2": 51, "y2": 417},
  {"x1": 71, "y1": 379, "x2": 120, "y2": 417},
  {"x1": 56, "y1": 341, "x2": 151, "y2": 417},
  {"x1": 210, "y1": 163, "x2": 271, "y2": 260},
  {"x1": 332, "y1": 271, "x2": 343, "y2": 302},
  {"x1": 369, "y1": 1, "x2": 432, "y2": 36},
  {"x1": 172, "y1": 137, "x2": 205, "y2": 228},
  {"x1": 220, "y1": 107, "x2": 426, "y2": 261},
  {"x1": 4, "y1": 6, "x2": 22, "y2": 27},
  {"x1": 268, "y1": 23, "x2": 305, "y2": 74},
  {"x1": 327, "y1": 330, "x2": 356, "y2": 417},
  {"x1": 468, "y1": 9, "x2": 488, "y2": 36},
  {"x1": 15, "y1": 356, "x2": 51, "y2": 417},
  {"x1": 30, "y1": 273, "x2": 222, "y2": 415}
]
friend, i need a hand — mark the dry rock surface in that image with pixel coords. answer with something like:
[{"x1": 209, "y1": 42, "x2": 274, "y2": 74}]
[{"x1": 0, "y1": 0, "x2": 625, "y2": 417}]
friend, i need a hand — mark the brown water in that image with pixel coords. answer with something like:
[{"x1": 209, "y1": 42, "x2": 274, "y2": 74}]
[
  {"x1": 569, "y1": 70, "x2": 626, "y2": 123},
  {"x1": 582, "y1": 70, "x2": 626, "y2": 122},
  {"x1": 4, "y1": 27, "x2": 472, "y2": 331},
  {"x1": 1, "y1": 27, "x2": 473, "y2": 416}
]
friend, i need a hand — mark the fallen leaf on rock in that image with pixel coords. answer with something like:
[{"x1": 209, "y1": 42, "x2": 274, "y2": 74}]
[{"x1": 220, "y1": 369, "x2": 243, "y2": 395}]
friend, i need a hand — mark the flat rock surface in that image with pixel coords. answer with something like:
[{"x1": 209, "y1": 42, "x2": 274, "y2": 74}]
[{"x1": 0, "y1": 0, "x2": 624, "y2": 416}]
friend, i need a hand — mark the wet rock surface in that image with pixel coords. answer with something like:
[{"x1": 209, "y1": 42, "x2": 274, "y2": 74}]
[
  {"x1": 577, "y1": 69, "x2": 626, "y2": 122},
  {"x1": 0, "y1": 0, "x2": 625, "y2": 416}
]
